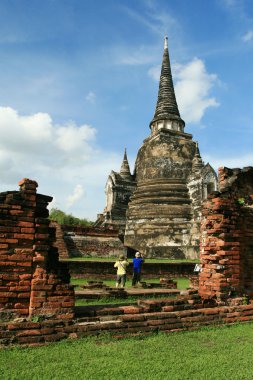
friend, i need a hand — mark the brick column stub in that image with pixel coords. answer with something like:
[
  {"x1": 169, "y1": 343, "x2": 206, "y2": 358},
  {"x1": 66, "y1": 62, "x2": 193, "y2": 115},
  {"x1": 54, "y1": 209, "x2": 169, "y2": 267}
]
[{"x1": 199, "y1": 167, "x2": 253, "y2": 301}]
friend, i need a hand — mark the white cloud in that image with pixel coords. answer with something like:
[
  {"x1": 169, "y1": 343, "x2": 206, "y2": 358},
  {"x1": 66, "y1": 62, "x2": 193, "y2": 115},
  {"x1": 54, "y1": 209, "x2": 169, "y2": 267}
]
[
  {"x1": 85, "y1": 91, "x2": 96, "y2": 103},
  {"x1": 242, "y1": 30, "x2": 253, "y2": 42},
  {"x1": 148, "y1": 58, "x2": 219, "y2": 124},
  {"x1": 0, "y1": 106, "x2": 122, "y2": 220},
  {"x1": 66, "y1": 184, "x2": 85, "y2": 209},
  {"x1": 174, "y1": 58, "x2": 219, "y2": 124},
  {"x1": 55, "y1": 123, "x2": 96, "y2": 153},
  {"x1": 0, "y1": 107, "x2": 96, "y2": 159},
  {"x1": 148, "y1": 64, "x2": 160, "y2": 81},
  {"x1": 0, "y1": 107, "x2": 52, "y2": 154}
]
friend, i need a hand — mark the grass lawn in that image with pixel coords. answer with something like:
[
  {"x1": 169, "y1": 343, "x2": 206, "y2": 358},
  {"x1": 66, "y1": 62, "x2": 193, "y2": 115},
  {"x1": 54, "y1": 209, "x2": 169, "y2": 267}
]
[
  {"x1": 75, "y1": 294, "x2": 175, "y2": 306},
  {"x1": 73, "y1": 277, "x2": 189, "y2": 306},
  {"x1": 1, "y1": 323, "x2": 253, "y2": 380},
  {"x1": 71, "y1": 277, "x2": 189, "y2": 290}
]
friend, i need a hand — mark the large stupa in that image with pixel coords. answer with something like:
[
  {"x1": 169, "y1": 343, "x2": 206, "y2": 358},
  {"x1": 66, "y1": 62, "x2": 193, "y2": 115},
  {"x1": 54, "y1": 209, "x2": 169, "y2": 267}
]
[{"x1": 97, "y1": 37, "x2": 218, "y2": 259}]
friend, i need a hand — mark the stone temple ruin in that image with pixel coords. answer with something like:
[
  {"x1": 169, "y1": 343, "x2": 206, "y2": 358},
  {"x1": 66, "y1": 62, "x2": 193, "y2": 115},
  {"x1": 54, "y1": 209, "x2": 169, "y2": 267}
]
[
  {"x1": 1, "y1": 37, "x2": 253, "y2": 346},
  {"x1": 96, "y1": 37, "x2": 218, "y2": 259},
  {"x1": 1, "y1": 169, "x2": 253, "y2": 346}
]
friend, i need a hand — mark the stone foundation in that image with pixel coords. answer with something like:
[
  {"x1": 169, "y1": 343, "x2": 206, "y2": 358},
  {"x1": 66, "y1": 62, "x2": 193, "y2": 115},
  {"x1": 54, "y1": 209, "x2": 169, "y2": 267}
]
[{"x1": 1, "y1": 292, "x2": 253, "y2": 346}]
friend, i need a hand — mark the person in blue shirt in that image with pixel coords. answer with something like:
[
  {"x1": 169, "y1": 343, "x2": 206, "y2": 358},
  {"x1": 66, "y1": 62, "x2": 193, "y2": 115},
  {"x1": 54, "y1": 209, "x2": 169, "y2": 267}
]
[{"x1": 132, "y1": 252, "x2": 144, "y2": 286}]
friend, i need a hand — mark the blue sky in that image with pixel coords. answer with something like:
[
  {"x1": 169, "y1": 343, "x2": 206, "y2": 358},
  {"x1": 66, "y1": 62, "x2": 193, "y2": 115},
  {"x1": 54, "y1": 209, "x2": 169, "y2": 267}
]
[{"x1": 0, "y1": 0, "x2": 253, "y2": 220}]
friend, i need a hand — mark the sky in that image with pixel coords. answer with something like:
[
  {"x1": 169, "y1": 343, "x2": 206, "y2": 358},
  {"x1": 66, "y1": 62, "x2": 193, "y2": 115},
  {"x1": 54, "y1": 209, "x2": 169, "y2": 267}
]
[{"x1": 0, "y1": 0, "x2": 253, "y2": 221}]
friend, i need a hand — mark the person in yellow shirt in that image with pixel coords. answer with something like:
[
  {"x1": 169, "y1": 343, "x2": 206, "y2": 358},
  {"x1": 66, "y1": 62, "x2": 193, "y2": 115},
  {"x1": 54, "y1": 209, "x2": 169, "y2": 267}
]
[{"x1": 114, "y1": 254, "x2": 129, "y2": 288}]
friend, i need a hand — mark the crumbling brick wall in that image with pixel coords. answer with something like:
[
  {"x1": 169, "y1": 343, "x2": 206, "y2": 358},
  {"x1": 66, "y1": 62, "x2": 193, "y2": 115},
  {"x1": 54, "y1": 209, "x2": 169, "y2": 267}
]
[
  {"x1": 67, "y1": 260, "x2": 195, "y2": 280},
  {"x1": 199, "y1": 167, "x2": 253, "y2": 300},
  {"x1": 0, "y1": 179, "x2": 74, "y2": 319},
  {"x1": 51, "y1": 221, "x2": 70, "y2": 259},
  {"x1": 57, "y1": 225, "x2": 125, "y2": 258}
]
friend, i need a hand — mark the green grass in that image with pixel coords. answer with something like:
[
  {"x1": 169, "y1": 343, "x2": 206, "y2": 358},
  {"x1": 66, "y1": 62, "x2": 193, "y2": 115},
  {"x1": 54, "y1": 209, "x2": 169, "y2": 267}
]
[
  {"x1": 75, "y1": 294, "x2": 175, "y2": 306},
  {"x1": 71, "y1": 278, "x2": 117, "y2": 288},
  {"x1": 174, "y1": 277, "x2": 189, "y2": 290},
  {"x1": 1, "y1": 323, "x2": 253, "y2": 379},
  {"x1": 75, "y1": 297, "x2": 134, "y2": 306},
  {"x1": 72, "y1": 277, "x2": 189, "y2": 306},
  {"x1": 63, "y1": 257, "x2": 199, "y2": 263},
  {"x1": 71, "y1": 277, "x2": 189, "y2": 290}
]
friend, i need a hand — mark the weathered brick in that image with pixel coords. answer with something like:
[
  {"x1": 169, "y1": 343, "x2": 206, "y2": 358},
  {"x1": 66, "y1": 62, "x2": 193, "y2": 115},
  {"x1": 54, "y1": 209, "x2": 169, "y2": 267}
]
[
  {"x1": 14, "y1": 233, "x2": 34, "y2": 240},
  {"x1": 17, "y1": 221, "x2": 34, "y2": 228},
  {"x1": 0, "y1": 244, "x2": 8, "y2": 249},
  {"x1": 21, "y1": 228, "x2": 35, "y2": 234},
  {"x1": 119, "y1": 306, "x2": 141, "y2": 314}
]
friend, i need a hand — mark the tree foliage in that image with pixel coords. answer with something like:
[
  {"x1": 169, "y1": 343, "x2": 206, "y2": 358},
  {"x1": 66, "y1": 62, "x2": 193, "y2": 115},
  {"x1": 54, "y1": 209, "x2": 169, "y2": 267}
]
[{"x1": 49, "y1": 208, "x2": 93, "y2": 226}]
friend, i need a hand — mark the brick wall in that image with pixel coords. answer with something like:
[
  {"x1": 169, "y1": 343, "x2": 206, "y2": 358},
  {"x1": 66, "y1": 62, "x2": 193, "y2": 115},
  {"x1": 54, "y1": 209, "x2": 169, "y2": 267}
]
[
  {"x1": 199, "y1": 167, "x2": 253, "y2": 300},
  {"x1": 65, "y1": 260, "x2": 196, "y2": 280},
  {"x1": 2, "y1": 293, "x2": 253, "y2": 346},
  {"x1": 2, "y1": 169, "x2": 253, "y2": 347},
  {"x1": 0, "y1": 179, "x2": 74, "y2": 320},
  {"x1": 51, "y1": 222, "x2": 70, "y2": 259},
  {"x1": 54, "y1": 224, "x2": 125, "y2": 258}
]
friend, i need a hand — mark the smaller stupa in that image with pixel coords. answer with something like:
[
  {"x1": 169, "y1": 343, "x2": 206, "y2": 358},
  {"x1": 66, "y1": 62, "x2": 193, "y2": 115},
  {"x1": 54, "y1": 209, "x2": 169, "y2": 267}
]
[{"x1": 95, "y1": 149, "x2": 136, "y2": 230}]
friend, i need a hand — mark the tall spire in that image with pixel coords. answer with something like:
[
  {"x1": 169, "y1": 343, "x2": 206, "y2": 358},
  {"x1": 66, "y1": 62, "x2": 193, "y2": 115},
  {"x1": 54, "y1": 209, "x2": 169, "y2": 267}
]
[
  {"x1": 120, "y1": 149, "x2": 132, "y2": 180},
  {"x1": 192, "y1": 142, "x2": 204, "y2": 173},
  {"x1": 150, "y1": 36, "x2": 185, "y2": 132}
]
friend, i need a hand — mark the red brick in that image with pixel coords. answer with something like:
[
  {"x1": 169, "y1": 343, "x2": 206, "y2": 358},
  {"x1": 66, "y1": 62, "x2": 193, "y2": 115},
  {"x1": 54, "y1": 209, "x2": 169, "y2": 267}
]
[
  {"x1": 14, "y1": 233, "x2": 34, "y2": 240},
  {"x1": 14, "y1": 302, "x2": 29, "y2": 309},
  {"x1": 3, "y1": 239, "x2": 18, "y2": 244},
  {"x1": 30, "y1": 302, "x2": 42, "y2": 308},
  {"x1": 17, "y1": 262, "x2": 32, "y2": 267},
  {"x1": 10, "y1": 286, "x2": 30, "y2": 292},
  {"x1": 9, "y1": 210, "x2": 25, "y2": 216},
  {"x1": 62, "y1": 301, "x2": 75, "y2": 307},
  {"x1": 1, "y1": 260, "x2": 16, "y2": 267},
  {"x1": 35, "y1": 233, "x2": 49, "y2": 239},
  {"x1": 30, "y1": 297, "x2": 46, "y2": 302},
  {"x1": 17, "y1": 336, "x2": 43, "y2": 344},
  {"x1": 30, "y1": 291, "x2": 46, "y2": 297},
  {"x1": 17, "y1": 292, "x2": 30, "y2": 298},
  {"x1": 17, "y1": 221, "x2": 34, "y2": 228},
  {"x1": 16, "y1": 329, "x2": 42, "y2": 337},
  {"x1": 21, "y1": 228, "x2": 35, "y2": 234}
]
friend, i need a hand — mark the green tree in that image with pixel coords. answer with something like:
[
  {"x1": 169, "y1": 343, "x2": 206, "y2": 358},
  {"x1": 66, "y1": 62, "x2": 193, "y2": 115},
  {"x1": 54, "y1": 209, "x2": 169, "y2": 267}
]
[{"x1": 49, "y1": 208, "x2": 93, "y2": 226}]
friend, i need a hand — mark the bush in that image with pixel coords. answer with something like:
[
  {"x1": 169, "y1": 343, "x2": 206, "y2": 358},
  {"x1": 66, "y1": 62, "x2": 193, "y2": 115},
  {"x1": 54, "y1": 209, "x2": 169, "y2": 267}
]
[{"x1": 49, "y1": 208, "x2": 93, "y2": 227}]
